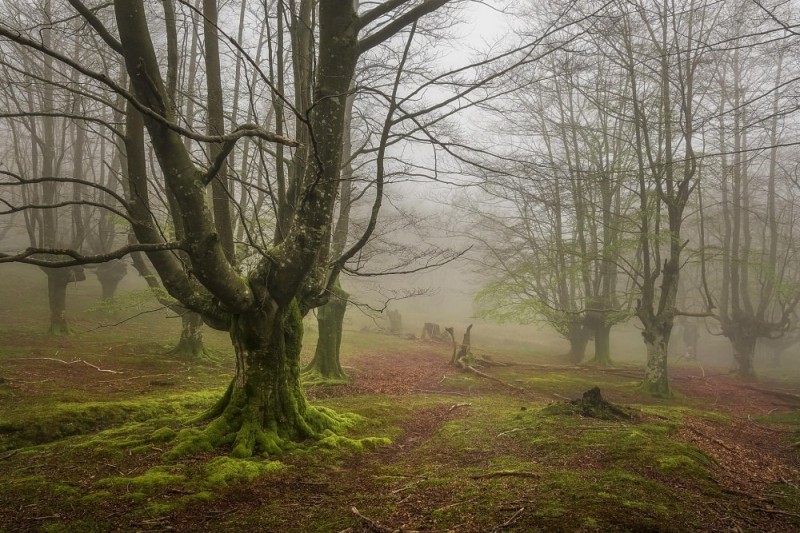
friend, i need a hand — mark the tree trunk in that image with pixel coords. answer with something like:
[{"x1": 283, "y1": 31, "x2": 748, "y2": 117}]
[
  {"x1": 588, "y1": 323, "x2": 612, "y2": 367},
  {"x1": 46, "y1": 268, "x2": 74, "y2": 335},
  {"x1": 566, "y1": 322, "x2": 590, "y2": 364},
  {"x1": 169, "y1": 310, "x2": 213, "y2": 361},
  {"x1": 170, "y1": 300, "x2": 348, "y2": 459},
  {"x1": 305, "y1": 285, "x2": 348, "y2": 381},
  {"x1": 642, "y1": 328, "x2": 671, "y2": 398},
  {"x1": 731, "y1": 331, "x2": 757, "y2": 380},
  {"x1": 95, "y1": 259, "x2": 128, "y2": 300}
]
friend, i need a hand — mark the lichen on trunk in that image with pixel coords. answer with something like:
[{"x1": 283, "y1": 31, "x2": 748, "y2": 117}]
[
  {"x1": 642, "y1": 328, "x2": 671, "y2": 398},
  {"x1": 168, "y1": 300, "x2": 356, "y2": 459}
]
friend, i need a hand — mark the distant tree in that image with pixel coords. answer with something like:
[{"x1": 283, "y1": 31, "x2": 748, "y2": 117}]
[{"x1": 706, "y1": 1, "x2": 800, "y2": 378}]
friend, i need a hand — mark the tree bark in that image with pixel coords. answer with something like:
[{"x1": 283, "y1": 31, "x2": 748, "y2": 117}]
[
  {"x1": 175, "y1": 300, "x2": 347, "y2": 458},
  {"x1": 642, "y1": 326, "x2": 671, "y2": 398},
  {"x1": 305, "y1": 283, "x2": 348, "y2": 381},
  {"x1": 95, "y1": 259, "x2": 128, "y2": 300},
  {"x1": 728, "y1": 322, "x2": 757, "y2": 380},
  {"x1": 588, "y1": 322, "x2": 612, "y2": 367},
  {"x1": 45, "y1": 268, "x2": 77, "y2": 335},
  {"x1": 566, "y1": 321, "x2": 590, "y2": 364},
  {"x1": 169, "y1": 310, "x2": 212, "y2": 361}
]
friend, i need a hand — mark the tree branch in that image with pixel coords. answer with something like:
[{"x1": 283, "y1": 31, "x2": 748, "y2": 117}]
[{"x1": 0, "y1": 242, "x2": 185, "y2": 267}]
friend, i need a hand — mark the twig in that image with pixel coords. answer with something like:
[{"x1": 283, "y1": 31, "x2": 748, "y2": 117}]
[
  {"x1": 471, "y1": 471, "x2": 540, "y2": 480},
  {"x1": 779, "y1": 476, "x2": 799, "y2": 490},
  {"x1": 98, "y1": 373, "x2": 175, "y2": 383},
  {"x1": 350, "y1": 507, "x2": 393, "y2": 533},
  {"x1": 390, "y1": 478, "x2": 425, "y2": 494},
  {"x1": 105, "y1": 463, "x2": 126, "y2": 476},
  {"x1": 684, "y1": 425, "x2": 739, "y2": 453},
  {"x1": 8, "y1": 357, "x2": 122, "y2": 374},
  {"x1": 0, "y1": 450, "x2": 19, "y2": 460},
  {"x1": 492, "y1": 507, "x2": 525, "y2": 532},
  {"x1": 753, "y1": 506, "x2": 800, "y2": 519},
  {"x1": 460, "y1": 363, "x2": 524, "y2": 392},
  {"x1": 496, "y1": 427, "x2": 537, "y2": 437},
  {"x1": 435, "y1": 498, "x2": 477, "y2": 512},
  {"x1": 448, "y1": 402, "x2": 471, "y2": 412},
  {"x1": 413, "y1": 389, "x2": 467, "y2": 397}
]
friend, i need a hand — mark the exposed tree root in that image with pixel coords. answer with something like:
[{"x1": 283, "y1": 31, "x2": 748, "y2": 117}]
[
  {"x1": 168, "y1": 385, "x2": 367, "y2": 459},
  {"x1": 471, "y1": 471, "x2": 540, "y2": 480},
  {"x1": 301, "y1": 368, "x2": 350, "y2": 387},
  {"x1": 457, "y1": 361, "x2": 524, "y2": 392},
  {"x1": 350, "y1": 506, "x2": 395, "y2": 533},
  {"x1": 166, "y1": 343, "x2": 219, "y2": 364},
  {"x1": 492, "y1": 507, "x2": 525, "y2": 532},
  {"x1": 742, "y1": 385, "x2": 800, "y2": 404}
]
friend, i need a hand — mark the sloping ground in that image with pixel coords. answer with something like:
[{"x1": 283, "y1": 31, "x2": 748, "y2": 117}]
[{"x1": 0, "y1": 333, "x2": 798, "y2": 532}]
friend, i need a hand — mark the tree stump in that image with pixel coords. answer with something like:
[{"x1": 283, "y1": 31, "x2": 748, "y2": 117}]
[
  {"x1": 570, "y1": 387, "x2": 632, "y2": 420},
  {"x1": 421, "y1": 322, "x2": 441, "y2": 340}
]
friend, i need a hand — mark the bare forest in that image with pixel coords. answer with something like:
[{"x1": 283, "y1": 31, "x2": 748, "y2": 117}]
[{"x1": 0, "y1": 1, "x2": 799, "y2": 531}]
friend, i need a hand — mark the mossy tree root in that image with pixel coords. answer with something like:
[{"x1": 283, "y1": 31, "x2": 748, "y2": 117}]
[{"x1": 170, "y1": 384, "x2": 357, "y2": 459}]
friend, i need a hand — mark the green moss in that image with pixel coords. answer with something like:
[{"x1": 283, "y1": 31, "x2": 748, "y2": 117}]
[
  {"x1": 150, "y1": 427, "x2": 178, "y2": 443},
  {"x1": 317, "y1": 435, "x2": 391, "y2": 451},
  {"x1": 0, "y1": 390, "x2": 221, "y2": 452},
  {"x1": 97, "y1": 466, "x2": 185, "y2": 494},
  {"x1": 204, "y1": 456, "x2": 284, "y2": 487}
]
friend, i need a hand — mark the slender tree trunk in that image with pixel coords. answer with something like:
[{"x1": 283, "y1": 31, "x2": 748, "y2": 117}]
[
  {"x1": 305, "y1": 284, "x2": 348, "y2": 381},
  {"x1": 589, "y1": 323, "x2": 612, "y2": 367},
  {"x1": 729, "y1": 325, "x2": 757, "y2": 380},
  {"x1": 46, "y1": 268, "x2": 73, "y2": 335}
]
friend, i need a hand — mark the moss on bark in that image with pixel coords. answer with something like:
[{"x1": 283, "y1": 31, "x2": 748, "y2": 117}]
[{"x1": 166, "y1": 299, "x2": 357, "y2": 459}]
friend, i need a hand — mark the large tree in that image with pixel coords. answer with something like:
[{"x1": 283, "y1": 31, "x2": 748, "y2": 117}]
[{"x1": 0, "y1": 0, "x2": 454, "y2": 456}]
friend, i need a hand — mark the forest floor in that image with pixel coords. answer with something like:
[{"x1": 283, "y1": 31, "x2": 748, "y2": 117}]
[{"x1": 1, "y1": 325, "x2": 799, "y2": 533}]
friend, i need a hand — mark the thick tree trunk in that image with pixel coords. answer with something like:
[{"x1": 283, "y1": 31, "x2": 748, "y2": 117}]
[
  {"x1": 566, "y1": 322, "x2": 590, "y2": 364},
  {"x1": 169, "y1": 311, "x2": 213, "y2": 361},
  {"x1": 305, "y1": 285, "x2": 348, "y2": 381},
  {"x1": 95, "y1": 260, "x2": 128, "y2": 300},
  {"x1": 170, "y1": 300, "x2": 348, "y2": 459},
  {"x1": 731, "y1": 333, "x2": 757, "y2": 380},
  {"x1": 642, "y1": 328, "x2": 671, "y2": 398}
]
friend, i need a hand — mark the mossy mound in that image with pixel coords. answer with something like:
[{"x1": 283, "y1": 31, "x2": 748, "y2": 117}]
[
  {"x1": 164, "y1": 402, "x2": 366, "y2": 460},
  {"x1": 204, "y1": 456, "x2": 284, "y2": 487},
  {"x1": 543, "y1": 386, "x2": 634, "y2": 421}
]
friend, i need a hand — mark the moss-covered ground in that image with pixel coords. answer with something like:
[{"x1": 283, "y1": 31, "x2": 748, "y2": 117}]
[{"x1": 1, "y1": 263, "x2": 799, "y2": 531}]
